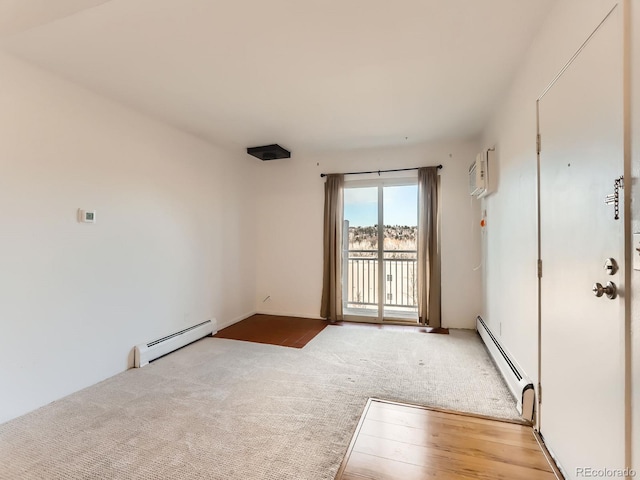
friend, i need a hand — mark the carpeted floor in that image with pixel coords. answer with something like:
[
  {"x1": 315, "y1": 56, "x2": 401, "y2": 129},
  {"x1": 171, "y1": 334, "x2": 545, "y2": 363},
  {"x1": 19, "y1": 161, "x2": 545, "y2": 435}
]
[{"x1": 0, "y1": 326, "x2": 519, "y2": 480}]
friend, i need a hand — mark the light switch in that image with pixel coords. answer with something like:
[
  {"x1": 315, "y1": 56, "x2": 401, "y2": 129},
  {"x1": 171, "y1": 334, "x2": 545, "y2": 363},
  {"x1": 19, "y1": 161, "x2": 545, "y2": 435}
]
[{"x1": 634, "y1": 233, "x2": 640, "y2": 271}]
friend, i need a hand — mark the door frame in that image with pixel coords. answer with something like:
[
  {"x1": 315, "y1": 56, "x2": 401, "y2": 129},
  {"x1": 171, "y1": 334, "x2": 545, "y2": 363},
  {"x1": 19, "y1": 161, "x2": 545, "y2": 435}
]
[
  {"x1": 534, "y1": 2, "x2": 632, "y2": 471},
  {"x1": 342, "y1": 176, "x2": 420, "y2": 324}
]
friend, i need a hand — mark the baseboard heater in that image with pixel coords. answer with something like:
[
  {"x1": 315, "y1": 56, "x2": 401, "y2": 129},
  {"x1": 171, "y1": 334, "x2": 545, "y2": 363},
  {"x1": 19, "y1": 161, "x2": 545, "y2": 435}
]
[
  {"x1": 134, "y1": 319, "x2": 217, "y2": 368},
  {"x1": 476, "y1": 316, "x2": 535, "y2": 422}
]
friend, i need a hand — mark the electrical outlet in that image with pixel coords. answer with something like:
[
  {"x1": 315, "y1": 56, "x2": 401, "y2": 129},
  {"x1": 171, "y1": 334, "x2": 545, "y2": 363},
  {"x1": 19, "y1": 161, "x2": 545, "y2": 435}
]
[{"x1": 634, "y1": 233, "x2": 640, "y2": 271}]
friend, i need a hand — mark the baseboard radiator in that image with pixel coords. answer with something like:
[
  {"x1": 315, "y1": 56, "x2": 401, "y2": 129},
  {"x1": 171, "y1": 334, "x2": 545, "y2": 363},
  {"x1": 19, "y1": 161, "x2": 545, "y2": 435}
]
[
  {"x1": 134, "y1": 319, "x2": 217, "y2": 368},
  {"x1": 476, "y1": 316, "x2": 535, "y2": 422}
]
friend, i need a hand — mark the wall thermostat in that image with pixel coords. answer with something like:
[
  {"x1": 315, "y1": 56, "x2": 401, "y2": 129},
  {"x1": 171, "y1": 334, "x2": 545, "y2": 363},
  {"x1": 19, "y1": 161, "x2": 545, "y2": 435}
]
[{"x1": 78, "y1": 209, "x2": 96, "y2": 223}]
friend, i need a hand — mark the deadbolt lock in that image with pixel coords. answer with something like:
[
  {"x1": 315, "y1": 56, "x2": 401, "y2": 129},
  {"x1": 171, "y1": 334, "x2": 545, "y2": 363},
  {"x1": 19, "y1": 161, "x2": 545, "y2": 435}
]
[
  {"x1": 604, "y1": 258, "x2": 618, "y2": 275},
  {"x1": 592, "y1": 281, "x2": 617, "y2": 299}
]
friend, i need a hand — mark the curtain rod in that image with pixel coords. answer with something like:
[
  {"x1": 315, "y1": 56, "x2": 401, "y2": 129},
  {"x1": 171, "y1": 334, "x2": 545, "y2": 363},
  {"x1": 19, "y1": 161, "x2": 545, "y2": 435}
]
[{"x1": 319, "y1": 165, "x2": 442, "y2": 178}]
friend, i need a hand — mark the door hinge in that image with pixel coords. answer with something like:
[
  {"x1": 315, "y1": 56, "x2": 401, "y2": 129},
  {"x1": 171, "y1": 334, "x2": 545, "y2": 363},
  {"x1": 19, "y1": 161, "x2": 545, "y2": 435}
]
[
  {"x1": 538, "y1": 383, "x2": 542, "y2": 404},
  {"x1": 536, "y1": 133, "x2": 541, "y2": 154},
  {"x1": 537, "y1": 259, "x2": 543, "y2": 278}
]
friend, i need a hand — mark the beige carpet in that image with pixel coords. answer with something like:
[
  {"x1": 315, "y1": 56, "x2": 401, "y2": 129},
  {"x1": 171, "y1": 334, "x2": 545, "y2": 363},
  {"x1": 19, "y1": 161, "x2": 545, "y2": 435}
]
[{"x1": 0, "y1": 326, "x2": 519, "y2": 479}]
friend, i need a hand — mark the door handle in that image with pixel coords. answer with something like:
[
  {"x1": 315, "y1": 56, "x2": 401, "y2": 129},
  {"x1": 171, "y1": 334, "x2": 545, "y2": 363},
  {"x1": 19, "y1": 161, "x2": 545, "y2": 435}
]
[{"x1": 592, "y1": 281, "x2": 617, "y2": 299}]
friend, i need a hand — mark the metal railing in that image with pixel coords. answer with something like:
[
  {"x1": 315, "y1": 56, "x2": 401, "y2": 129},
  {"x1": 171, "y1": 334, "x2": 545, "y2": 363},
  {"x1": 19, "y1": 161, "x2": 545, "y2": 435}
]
[{"x1": 345, "y1": 250, "x2": 417, "y2": 309}]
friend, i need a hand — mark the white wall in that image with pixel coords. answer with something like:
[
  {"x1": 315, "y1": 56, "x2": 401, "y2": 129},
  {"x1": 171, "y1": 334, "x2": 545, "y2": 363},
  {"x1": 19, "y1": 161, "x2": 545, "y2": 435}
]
[
  {"x1": 482, "y1": 0, "x2": 638, "y2": 472},
  {"x1": 0, "y1": 53, "x2": 257, "y2": 424},
  {"x1": 481, "y1": 0, "x2": 619, "y2": 387},
  {"x1": 254, "y1": 140, "x2": 482, "y2": 329}
]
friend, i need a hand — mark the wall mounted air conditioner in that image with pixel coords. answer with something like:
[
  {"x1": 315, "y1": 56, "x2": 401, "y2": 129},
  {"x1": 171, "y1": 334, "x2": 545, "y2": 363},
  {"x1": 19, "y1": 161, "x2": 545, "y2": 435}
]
[{"x1": 469, "y1": 151, "x2": 488, "y2": 197}]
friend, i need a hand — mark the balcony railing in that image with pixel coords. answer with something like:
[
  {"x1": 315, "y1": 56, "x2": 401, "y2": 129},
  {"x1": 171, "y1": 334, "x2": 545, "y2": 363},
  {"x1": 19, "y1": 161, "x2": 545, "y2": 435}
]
[{"x1": 344, "y1": 250, "x2": 418, "y2": 310}]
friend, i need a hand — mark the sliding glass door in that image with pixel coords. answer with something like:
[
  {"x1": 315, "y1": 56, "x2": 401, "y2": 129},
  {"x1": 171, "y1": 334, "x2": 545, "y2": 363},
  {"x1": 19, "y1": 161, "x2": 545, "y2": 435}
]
[{"x1": 343, "y1": 180, "x2": 418, "y2": 323}]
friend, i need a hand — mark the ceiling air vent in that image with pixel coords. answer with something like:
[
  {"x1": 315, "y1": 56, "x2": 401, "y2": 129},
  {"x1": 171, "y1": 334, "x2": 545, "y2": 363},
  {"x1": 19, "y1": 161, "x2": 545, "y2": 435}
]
[{"x1": 247, "y1": 144, "x2": 291, "y2": 161}]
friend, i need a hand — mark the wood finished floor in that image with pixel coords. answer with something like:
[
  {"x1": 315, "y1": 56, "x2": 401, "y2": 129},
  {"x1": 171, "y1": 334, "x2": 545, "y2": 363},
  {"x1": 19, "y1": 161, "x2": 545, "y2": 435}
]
[
  {"x1": 336, "y1": 399, "x2": 560, "y2": 480},
  {"x1": 213, "y1": 314, "x2": 329, "y2": 348},
  {"x1": 214, "y1": 315, "x2": 448, "y2": 349},
  {"x1": 215, "y1": 316, "x2": 556, "y2": 478}
]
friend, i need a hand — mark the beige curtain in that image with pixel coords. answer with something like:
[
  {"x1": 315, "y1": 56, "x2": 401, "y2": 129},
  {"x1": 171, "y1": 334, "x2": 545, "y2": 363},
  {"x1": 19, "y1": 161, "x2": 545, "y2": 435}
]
[
  {"x1": 417, "y1": 167, "x2": 441, "y2": 327},
  {"x1": 320, "y1": 174, "x2": 345, "y2": 321}
]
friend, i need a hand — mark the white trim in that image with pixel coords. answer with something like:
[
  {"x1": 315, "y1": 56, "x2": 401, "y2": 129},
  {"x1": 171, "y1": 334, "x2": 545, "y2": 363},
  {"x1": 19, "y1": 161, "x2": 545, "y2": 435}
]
[
  {"x1": 255, "y1": 310, "x2": 325, "y2": 321},
  {"x1": 343, "y1": 305, "x2": 419, "y2": 322},
  {"x1": 537, "y1": 433, "x2": 569, "y2": 480},
  {"x1": 344, "y1": 175, "x2": 418, "y2": 188},
  {"x1": 217, "y1": 311, "x2": 257, "y2": 330}
]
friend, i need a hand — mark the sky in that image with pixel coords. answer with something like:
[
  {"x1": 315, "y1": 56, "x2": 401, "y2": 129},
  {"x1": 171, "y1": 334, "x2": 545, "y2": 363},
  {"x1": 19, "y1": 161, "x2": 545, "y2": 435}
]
[{"x1": 344, "y1": 185, "x2": 417, "y2": 227}]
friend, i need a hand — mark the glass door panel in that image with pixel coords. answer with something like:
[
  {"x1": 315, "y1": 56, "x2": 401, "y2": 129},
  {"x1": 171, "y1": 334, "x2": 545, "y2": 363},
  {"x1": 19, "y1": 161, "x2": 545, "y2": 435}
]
[
  {"x1": 343, "y1": 187, "x2": 379, "y2": 319},
  {"x1": 343, "y1": 182, "x2": 418, "y2": 323},
  {"x1": 382, "y1": 185, "x2": 418, "y2": 321}
]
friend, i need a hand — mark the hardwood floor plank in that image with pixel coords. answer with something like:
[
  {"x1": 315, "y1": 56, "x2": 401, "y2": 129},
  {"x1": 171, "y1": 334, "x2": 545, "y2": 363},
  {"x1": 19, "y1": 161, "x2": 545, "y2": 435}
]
[
  {"x1": 353, "y1": 434, "x2": 556, "y2": 480},
  {"x1": 335, "y1": 400, "x2": 560, "y2": 480},
  {"x1": 370, "y1": 400, "x2": 529, "y2": 429},
  {"x1": 343, "y1": 451, "x2": 477, "y2": 480},
  {"x1": 358, "y1": 420, "x2": 551, "y2": 470},
  {"x1": 362, "y1": 415, "x2": 537, "y2": 450},
  {"x1": 365, "y1": 404, "x2": 533, "y2": 441}
]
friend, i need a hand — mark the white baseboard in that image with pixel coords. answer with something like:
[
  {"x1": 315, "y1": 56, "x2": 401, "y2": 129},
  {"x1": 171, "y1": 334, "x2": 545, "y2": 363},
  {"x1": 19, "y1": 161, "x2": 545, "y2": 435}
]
[
  {"x1": 255, "y1": 310, "x2": 325, "y2": 320},
  {"x1": 217, "y1": 311, "x2": 257, "y2": 330},
  {"x1": 217, "y1": 311, "x2": 325, "y2": 332}
]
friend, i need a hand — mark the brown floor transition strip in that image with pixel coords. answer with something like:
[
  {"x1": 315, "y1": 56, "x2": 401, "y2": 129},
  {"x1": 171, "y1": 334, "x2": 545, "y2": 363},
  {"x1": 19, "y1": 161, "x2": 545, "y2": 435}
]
[{"x1": 214, "y1": 314, "x2": 329, "y2": 348}]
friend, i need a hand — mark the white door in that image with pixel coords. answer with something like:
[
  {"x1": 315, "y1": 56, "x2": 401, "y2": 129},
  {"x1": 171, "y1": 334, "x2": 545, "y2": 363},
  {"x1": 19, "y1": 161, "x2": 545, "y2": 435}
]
[{"x1": 538, "y1": 6, "x2": 625, "y2": 478}]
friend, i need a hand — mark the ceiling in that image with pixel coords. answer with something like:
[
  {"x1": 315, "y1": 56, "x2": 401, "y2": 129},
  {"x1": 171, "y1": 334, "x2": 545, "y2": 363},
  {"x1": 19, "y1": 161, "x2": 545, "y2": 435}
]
[
  {"x1": 0, "y1": 0, "x2": 110, "y2": 37},
  {"x1": 0, "y1": 0, "x2": 555, "y2": 154}
]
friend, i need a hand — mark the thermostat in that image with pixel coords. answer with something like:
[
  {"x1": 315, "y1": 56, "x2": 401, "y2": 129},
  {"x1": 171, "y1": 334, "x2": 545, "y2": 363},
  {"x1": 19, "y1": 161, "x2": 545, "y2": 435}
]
[{"x1": 78, "y1": 209, "x2": 96, "y2": 223}]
